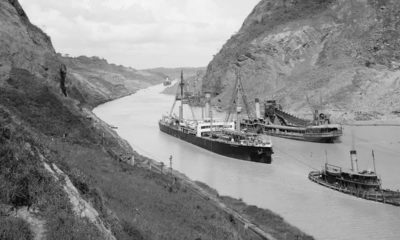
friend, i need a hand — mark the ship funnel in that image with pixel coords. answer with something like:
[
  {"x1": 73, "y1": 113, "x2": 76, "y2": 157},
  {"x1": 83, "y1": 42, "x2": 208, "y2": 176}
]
[
  {"x1": 255, "y1": 98, "x2": 261, "y2": 119},
  {"x1": 314, "y1": 109, "x2": 318, "y2": 123},
  {"x1": 350, "y1": 150, "x2": 358, "y2": 172},
  {"x1": 179, "y1": 105, "x2": 183, "y2": 122}
]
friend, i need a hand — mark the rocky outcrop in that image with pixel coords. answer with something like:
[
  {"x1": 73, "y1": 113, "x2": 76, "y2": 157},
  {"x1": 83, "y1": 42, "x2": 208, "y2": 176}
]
[
  {"x1": 0, "y1": 0, "x2": 57, "y2": 84},
  {"x1": 203, "y1": 0, "x2": 400, "y2": 121}
]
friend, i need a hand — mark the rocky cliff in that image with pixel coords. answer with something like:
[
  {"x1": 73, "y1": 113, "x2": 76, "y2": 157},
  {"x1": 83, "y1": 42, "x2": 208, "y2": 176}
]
[
  {"x1": 0, "y1": 0, "x2": 58, "y2": 86},
  {"x1": 203, "y1": 0, "x2": 400, "y2": 121}
]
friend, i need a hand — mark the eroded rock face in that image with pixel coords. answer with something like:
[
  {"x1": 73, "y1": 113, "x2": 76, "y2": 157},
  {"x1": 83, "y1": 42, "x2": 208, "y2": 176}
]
[
  {"x1": 203, "y1": 0, "x2": 400, "y2": 121},
  {"x1": 0, "y1": 0, "x2": 57, "y2": 83}
]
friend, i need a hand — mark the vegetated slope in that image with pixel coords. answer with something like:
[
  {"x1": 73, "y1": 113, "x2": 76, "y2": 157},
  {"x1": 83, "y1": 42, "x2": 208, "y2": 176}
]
[
  {"x1": 203, "y1": 0, "x2": 400, "y2": 121},
  {"x1": 0, "y1": 1, "x2": 119, "y2": 238},
  {"x1": 62, "y1": 55, "x2": 166, "y2": 108}
]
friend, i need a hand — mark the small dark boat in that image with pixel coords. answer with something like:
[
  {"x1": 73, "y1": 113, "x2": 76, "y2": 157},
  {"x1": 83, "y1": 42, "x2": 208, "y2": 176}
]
[
  {"x1": 309, "y1": 150, "x2": 400, "y2": 206},
  {"x1": 241, "y1": 100, "x2": 343, "y2": 143}
]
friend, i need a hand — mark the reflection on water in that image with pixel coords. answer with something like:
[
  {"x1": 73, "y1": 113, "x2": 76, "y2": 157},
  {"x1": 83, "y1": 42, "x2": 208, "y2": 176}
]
[{"x1": 94, "y1": 84, "x2": 400, "y2": 240}]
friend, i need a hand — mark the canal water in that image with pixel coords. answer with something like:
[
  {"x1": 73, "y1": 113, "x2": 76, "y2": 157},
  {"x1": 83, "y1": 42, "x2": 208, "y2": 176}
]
[{"x1": 94, "y1": 83, "x2": 400, "y2": 240}]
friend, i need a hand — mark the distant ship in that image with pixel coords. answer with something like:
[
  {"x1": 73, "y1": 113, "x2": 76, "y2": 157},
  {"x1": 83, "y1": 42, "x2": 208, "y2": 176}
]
[
  {"x1": 309, "y1": 149, "x2": 400, "y2": 206},
  {"x1": 241, "y1": 100, "x2": 342, "y2": 143},
  {"x1": 159, "y1": 72, "x2": 273, "y2": 164},
  {"x1": 163, "y1": 77, "x2": 171, "y2": 86}
]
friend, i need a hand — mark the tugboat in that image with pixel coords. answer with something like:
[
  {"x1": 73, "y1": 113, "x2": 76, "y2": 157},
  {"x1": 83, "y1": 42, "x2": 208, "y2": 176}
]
[
  {"x1": 159, "y1": 71, "x2": 273, "y2": 164},
  {"x1": 241, "y1": 99, "x2": 342, "y2": 143},
  {"x1": 309, "y1": 149, "x2": 400, "y2": 206}
]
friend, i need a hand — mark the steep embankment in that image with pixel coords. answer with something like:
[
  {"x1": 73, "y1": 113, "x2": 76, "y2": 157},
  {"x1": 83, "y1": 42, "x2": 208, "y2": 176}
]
[
  {"x1": 62, "y1": 55, "x2": 166, "y2": 108},
  {"x1": 203, "y1": 0, "x2": 400, "y2": 121}
]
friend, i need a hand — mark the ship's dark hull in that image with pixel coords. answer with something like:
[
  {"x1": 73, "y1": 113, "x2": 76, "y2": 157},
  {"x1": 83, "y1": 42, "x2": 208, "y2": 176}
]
[
  {"x1": 265, "y1": 132, "x2": 340, "y2": 143},
  {"x1": 242, "y1": 124, "x2": 341, "y2": 143},
  {"x1": 159, "y1": 122, "x2": 273, "y2": 164}
]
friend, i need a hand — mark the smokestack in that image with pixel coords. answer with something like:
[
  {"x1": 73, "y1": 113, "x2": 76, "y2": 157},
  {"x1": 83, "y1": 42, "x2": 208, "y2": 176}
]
[
  {"x1": 205, "y1": 92, "x2": 211, "y2": 118},
  {"x1": 255, "y1": 98, "x2": 261, "y2": 119},
  {"x1": 350, "y1": 150, "x2": 358, "y2": 172},
  {"x1": 314, "y1": 109, "x2": 319, "y2": 121},
  {"x1": 179, "y1": 105, "x2": 183, "y2": 122}
]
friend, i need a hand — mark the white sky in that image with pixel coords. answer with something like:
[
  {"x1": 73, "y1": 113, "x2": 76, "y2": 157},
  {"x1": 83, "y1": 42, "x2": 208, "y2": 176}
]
[{"x1": 19, "y1": 0, "x2": 259, "y2": 69}]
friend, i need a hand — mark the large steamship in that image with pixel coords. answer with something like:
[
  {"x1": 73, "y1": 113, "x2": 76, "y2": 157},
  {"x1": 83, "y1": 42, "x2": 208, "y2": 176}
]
[{"x1": 158, "y1": 72, "x2": 273, "y2": 164}]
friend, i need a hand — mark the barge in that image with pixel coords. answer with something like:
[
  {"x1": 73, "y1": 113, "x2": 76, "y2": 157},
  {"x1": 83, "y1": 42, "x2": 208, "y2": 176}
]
[{"x1": 241, "y1": 100, "x2": 342, "y2": 143}]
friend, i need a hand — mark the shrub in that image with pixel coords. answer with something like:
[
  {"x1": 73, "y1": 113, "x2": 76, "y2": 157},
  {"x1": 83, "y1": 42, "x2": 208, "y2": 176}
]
[
  {"x1": 0, "y1": 216, "x2": 33, "y2": 240},
  {"x1": 121, "y1": 219, "x2": 146, "y2": 240}
]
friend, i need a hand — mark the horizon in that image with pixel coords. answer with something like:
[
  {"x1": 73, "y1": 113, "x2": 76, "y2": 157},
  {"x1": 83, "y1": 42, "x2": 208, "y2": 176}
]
[{"x1": 19, "y1": 0, "x2": 259, "y2": 69}]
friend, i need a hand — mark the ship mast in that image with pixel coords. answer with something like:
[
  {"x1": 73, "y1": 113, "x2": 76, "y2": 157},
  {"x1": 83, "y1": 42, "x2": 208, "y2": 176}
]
[
  {"x1": 169, "y1": 71, "x2": 196, "y2": 122},
  {"x1": 225, "y1": 68, "x2": 253, "y2": 128},
  {"x1": 179, "y1": 71, "x2": 184, "y2": 122},
  {"x1": 372, "y1": 150, "x2": 377, "y2": 173}
]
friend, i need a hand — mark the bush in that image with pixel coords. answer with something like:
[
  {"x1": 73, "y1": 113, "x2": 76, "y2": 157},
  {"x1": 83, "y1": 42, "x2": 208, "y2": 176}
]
[
  {"x1": 121, "y1": 219, "x2": 146, "y2": 240},
  {"x1": 0, "y1": 216, "x2": 33, "y2": 240}
]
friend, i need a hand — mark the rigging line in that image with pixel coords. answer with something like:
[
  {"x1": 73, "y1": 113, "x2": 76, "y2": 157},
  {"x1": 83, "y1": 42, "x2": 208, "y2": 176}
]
[
  {"x1": 225, "y1": 73, "x2": 239, "y2": 123},
  {"x1": 189, "y1": 103, "x2": 196, "y2": 121},
  {"x1": 169, "y1": 81, "x2": 180, "y2": 116},
  {"x1": 237, "y1": 72, "x2": 253, "y2": 120},
  {"x1": 274, "y1": 145, "x2": 318, "y2": 171}
]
